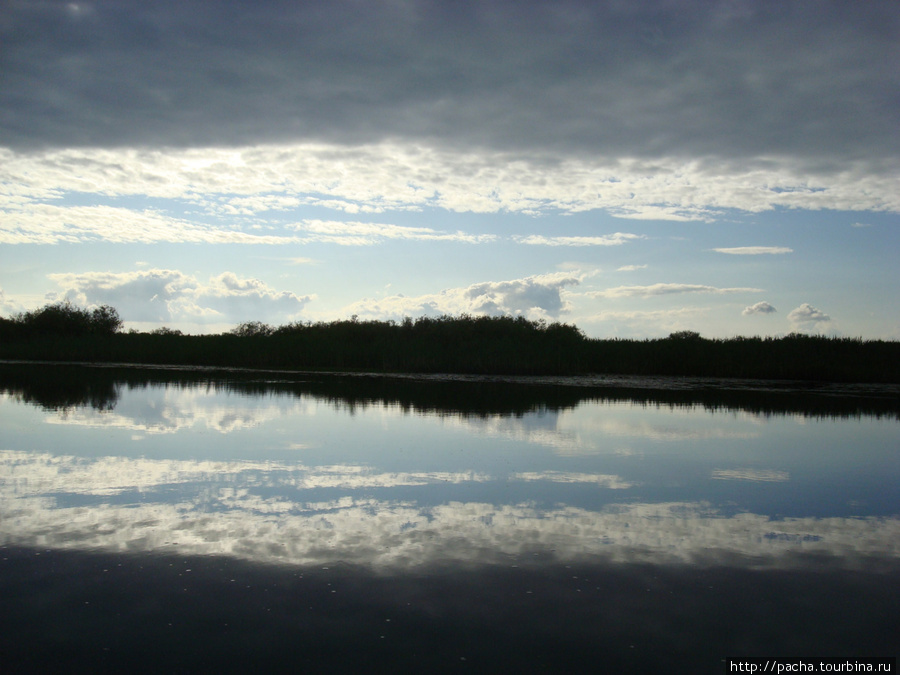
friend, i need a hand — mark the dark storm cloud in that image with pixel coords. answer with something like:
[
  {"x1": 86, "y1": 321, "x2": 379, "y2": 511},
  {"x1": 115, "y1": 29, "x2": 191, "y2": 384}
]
[{"x1": 2, "y1": 0, "x2": 897, "y2": 168}]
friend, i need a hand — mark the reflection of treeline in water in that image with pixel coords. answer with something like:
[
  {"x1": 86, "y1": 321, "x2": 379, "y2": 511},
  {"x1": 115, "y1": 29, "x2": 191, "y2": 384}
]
[
  {"x1": 0, "y1": 362, "x2": 120, "y2": 412},
  {"x1": 2, "y1": 303, "x2": 899, "y2": 382},
  {"x1": 1, "y1": 363, "x2": 897, "y2": 421},
  {"x1": 0, "y1": 363, "x2": 580, "y2": 417}
]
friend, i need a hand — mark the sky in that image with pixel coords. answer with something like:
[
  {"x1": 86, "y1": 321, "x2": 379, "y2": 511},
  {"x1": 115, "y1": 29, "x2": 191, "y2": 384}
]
[{"x1": 1, "y1": 0, "x2": 898, "y2": 339}]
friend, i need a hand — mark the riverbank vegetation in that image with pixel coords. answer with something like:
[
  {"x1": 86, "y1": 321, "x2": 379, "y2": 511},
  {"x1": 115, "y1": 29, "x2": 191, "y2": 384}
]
[{"x1": 2, "y1": 302, "x2": 898, "y2": 382}]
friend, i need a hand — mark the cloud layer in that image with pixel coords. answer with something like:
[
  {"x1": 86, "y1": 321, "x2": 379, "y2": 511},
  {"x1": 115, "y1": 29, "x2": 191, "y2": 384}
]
[
  {"x1": 516, "y1": 234, "x2": 644, "y2": 247},
  {"x1": 714, "y1": 247, "x2": 793, "y2": 255},
  {"x1": 592, "y1": 283, "x2": 763, "y2": 299},
  {"x1": 4, "y1": 143, "x2": 897, "y2": 229},
  {"x1": 3, "y1": 0, "x2": 897, "y2": 175},
  {"x1": 289, "y1": 220, "x2": 495, "y2": 246}
]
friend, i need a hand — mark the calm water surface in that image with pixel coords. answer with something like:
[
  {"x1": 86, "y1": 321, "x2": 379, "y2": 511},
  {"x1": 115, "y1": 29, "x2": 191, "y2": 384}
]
[{"x1": 1, "y1": 363, "x2": 898, "y2": 672}]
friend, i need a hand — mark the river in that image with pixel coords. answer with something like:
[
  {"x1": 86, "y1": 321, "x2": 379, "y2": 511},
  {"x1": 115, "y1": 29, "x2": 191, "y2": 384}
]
[{"x1": 1, "y1": 362, "x2": 898, "y2": 672}]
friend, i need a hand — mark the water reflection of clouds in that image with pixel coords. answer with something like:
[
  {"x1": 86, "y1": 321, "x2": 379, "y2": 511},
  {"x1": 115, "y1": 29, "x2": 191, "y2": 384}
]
[
  {"x1": 512, "y1": 471, "x2": 634, "y2": 489},
  {"x1": 0, "y1": 450, "x2": 285, "y2": 495},
  {"x1": 1, "y1": 450, "x2": 896, "y2": 570},
  {"x1": 4, "y1": 377, "x2": 898, "y2": 576},
  {"x1": 43, "y1": 388, "x2": 313, "y2": 435},
  {"x1": 448, "y1": 404, "x2": 761, "y2": 455},
  {"x1": 448, "y1": 415, "x2": 585, "y2": 453},
  {"x1": 711, "y1": 468, "x2": 791, "y2": 482},
  {"x1": 3, "y1": 491, "x2": 897, "y2": 571},
  {"x1": 0, "y1": 451, "x2": 493, "y2": 496},
  {"x1": 32, "y1": 385, "x2": 763, "y2": 457},
  {"x1": 288, "y1": 467, "x2": 493, "y2": 489},
  {"x1": 563, "y1": 406, "x2": 762, "y2": 443}
]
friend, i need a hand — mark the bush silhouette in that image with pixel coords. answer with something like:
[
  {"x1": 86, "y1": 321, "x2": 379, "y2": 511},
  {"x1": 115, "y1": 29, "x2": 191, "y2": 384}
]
[
  {"x1": 229, "y1": 321, "x2": 274, "y2": 337},
  {"x1": 1, "y1": 303, "x2": 899, "y2": 382},
  {"x1": 10, "y1": 302, "x2": 122, "y2": 336}
]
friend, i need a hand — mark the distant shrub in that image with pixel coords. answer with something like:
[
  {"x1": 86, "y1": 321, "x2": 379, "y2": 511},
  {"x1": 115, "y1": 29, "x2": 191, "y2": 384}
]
[
  {"x1": 230, "y1": 321, "x2": 274, "y2": 337},
  {"x1": 667, "y1": 330, "x2": 703, "y2": 341}
]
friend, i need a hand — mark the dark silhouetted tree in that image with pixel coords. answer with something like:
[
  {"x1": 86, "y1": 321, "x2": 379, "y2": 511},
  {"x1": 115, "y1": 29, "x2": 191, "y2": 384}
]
[
  {"x1": 230, "y1": 321, "x2": 274, "y2": 337},
  {"x1": 90, "y1": 304, "x2": 123, "y2": 334},
  {"x1": 12, "y1": 302, "x2": 121, "y2": 336},
  {"x1": 667, "y1": 330, "x2": 702, "y2": 341}
]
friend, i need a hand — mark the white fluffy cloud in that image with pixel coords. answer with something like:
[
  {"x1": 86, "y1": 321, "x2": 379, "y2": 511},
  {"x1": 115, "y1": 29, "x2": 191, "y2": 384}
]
[
  {"x1": 341, "y1": 272, "x2": 582, "y2": 322},
  {"x1": 47, "y1": 269, "x2": 312, "y2": 326},
  {"x1": 742, "y1": 301, "x2": 777, "y2": 316},
  {"x1": 38, "y1": 268, "x2": 585, "y2": 328},
  {"x1": 787, "y1": 303, "x2": 831, "y2": 328}
]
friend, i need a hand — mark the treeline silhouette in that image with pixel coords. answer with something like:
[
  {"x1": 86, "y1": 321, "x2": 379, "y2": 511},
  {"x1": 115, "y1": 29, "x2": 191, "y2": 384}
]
[{"x1": 2, "y1": 303, "x2": 899, "y2": 382}]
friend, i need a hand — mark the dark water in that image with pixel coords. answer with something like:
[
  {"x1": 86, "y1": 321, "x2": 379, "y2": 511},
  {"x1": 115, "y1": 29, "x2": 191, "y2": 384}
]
[{"x1": 1, "y1": 362, "x2": 898, "y2": 673}]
